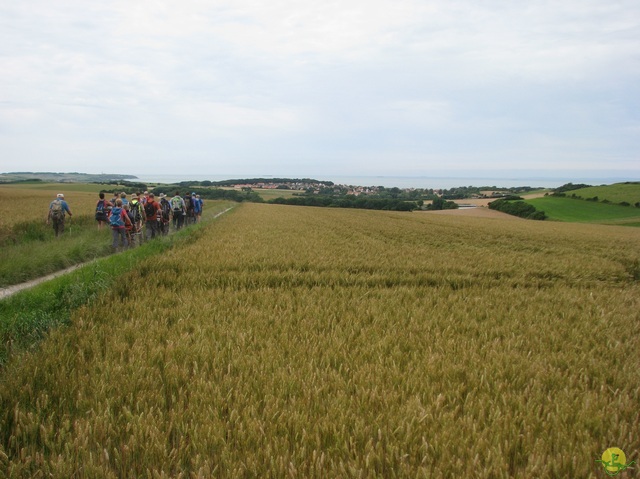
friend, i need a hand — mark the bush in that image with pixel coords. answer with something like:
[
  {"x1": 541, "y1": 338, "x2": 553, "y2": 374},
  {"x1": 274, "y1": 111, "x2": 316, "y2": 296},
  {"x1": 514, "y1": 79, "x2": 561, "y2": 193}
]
[{"x1": 488, "y1": 199, "x2": 546, "y2": 220}]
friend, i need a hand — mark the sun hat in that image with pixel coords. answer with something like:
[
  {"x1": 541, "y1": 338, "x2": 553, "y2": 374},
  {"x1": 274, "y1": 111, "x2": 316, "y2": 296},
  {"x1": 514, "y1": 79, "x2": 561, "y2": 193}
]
[{"x1": 57, "y1": 193, "x2": 64, "y2": 198}]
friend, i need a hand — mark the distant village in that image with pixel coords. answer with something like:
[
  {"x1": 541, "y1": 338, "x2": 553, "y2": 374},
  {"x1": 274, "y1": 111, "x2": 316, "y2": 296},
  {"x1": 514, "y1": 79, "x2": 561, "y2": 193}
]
[
  {"x1": 230, "y1": 179, "x2": 517, "y2": 198},
  {"x1": 0, "y1": 173, "x2": 530, "y2": 199}
]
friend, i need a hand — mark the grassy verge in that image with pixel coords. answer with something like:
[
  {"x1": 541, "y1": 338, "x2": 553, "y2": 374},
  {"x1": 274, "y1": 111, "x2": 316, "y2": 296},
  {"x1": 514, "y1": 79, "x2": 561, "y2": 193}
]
[
  {"x1": 0, "y1": 202, "x2": 235, "y2": 367},
  {"x1": 0, "y1": 202, "x2": 234, "y2": 287},
  {"x1": 0, "y1": 215, "x2": 113, "y2": 286}
]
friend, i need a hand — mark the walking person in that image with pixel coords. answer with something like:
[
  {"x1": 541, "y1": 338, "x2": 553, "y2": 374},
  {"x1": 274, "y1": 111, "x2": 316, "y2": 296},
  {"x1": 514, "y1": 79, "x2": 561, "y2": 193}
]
[
  {"x1": 159, "y1": 193, "x2": 171, "y2": 235},
  {"x1": 47, "y1": 193, "x2": 73, "y2": 237},
  {"x1": 123, "y1": 203, "x2": 135, "y2": 246},
  {"x1": 184, "y1": 193, "x2": 195, "y2": 225},
  {"x1": 143, "y1": 193, "x2": 162, "y2": 240},
  {"x1": 129, "y1": 194, "x2": 146, "y2": 246},
  {"x1": 109, "y1": 199, "x2": 131, "y2": 250},
  {"x1": 170, "y1": 191, "x2": 186, "y2": 230},
  {"x1": 193, "y1": 194, "x2": 202, "y2": 222},
  {"x1": 95, "y1": 192, "x2": 112, "y2": 230}
]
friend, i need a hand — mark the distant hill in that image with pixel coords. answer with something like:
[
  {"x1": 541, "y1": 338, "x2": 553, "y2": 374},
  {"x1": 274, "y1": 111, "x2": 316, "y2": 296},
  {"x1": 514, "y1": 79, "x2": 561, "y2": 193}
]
[
  {"x1": 556, "y1": 182, "x2": 640, "y2": 205},
  {"x1": 0, "y1": 172, "x2": 138, "y2": 183}
]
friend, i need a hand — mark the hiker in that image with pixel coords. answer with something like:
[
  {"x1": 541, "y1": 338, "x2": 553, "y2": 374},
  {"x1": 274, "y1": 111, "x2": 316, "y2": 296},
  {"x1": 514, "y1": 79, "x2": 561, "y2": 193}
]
[
  {"x1": 170, "y1": 191, "x2": 186, "y2": 230},
  {"x1": 193, "y1": 194, "x2": 202, "y2": 222},
  {"x1": 129, "y1": 194, "x2": 146, "y2": 246},
  {"x1": 95, "y1": 192, "x2": 112, "y2": 230},
  {"x1": 109, "y1": 199, "x2": 131, "y2": 250},
  {"x1": 123, "y1": 203, "x2": 135, "y2": 246},
  {"x1": 184, "y1": 193, "x2": 195, "y2": 225},
  {"x1": 120, "y1": 192, "x2": 129, "y2": 206},
  {"x1": 47, "y1": 193, "x2": 73, "y2": 237},
  {"x1": 144, "y1": 193, "x2": 162, "y2": 240},
  {"x1": 158, "y1": 193, "x2": 171, "y2": 235}
]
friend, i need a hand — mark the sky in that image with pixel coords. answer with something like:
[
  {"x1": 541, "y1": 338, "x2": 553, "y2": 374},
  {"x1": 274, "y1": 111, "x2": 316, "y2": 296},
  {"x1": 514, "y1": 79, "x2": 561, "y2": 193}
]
[{"x1": 1, "y1": 0, "x2": 639, "y2": 180}]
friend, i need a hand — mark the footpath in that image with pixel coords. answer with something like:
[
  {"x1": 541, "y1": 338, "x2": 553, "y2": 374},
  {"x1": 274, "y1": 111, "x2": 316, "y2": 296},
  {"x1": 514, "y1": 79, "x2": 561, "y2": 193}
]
[{"x1": 0, "y1": 206, "x2": 234, "y2": 301}]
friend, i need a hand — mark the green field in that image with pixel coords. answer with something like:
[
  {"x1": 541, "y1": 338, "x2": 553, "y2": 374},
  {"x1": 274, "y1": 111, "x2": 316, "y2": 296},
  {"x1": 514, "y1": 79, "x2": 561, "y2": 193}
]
[
  {"x1": 1, "y1": 203, "x2": 638, "y2": 477},
  {"x1": 526, "y1": 196, "x2": 640, "y2": 225},
  {"x1": 567, "y1": 182, "x2": 640, "y2": 205}
]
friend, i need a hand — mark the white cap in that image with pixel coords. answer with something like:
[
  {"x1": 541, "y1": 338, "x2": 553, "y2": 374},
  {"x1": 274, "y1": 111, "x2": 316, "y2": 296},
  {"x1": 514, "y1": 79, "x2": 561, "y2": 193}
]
[{"x1": 57, "y1": 193, "x2": 64, "y2": 198}]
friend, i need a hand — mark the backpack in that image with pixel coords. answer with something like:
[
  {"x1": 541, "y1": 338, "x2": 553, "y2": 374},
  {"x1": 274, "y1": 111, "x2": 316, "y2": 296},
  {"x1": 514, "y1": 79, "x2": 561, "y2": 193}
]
[
  {"x1": 51, "y1": 200, "x2": 64, "y2": 220},
  {"x1": 171, "y1": 196, "x2": 183, "y2": 213},
  {"x1": 160, "y1": 199, "x2": 171, "y2": 220},
  {"x1": 109, "y1": 207, "x2": 125, "y2": 227},
  {"x1": 96, "y1": 199, "x2": 106, "y2": 213},
  {"x1": 144, "y1": 201, "x2": 156, "y2": 218},
  {"x1": 130, "y1": 201, "x2": 141, "y2": 222},
  {"x1": 184, "y1": 196, "x2": 193, "y2": 211}
]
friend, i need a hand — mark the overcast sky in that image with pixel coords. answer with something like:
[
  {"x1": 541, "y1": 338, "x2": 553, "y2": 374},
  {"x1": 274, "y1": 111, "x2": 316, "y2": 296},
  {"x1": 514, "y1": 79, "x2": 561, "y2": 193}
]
[{"x1": 1, "y1": 0, "x2": 639, "y2": 179}]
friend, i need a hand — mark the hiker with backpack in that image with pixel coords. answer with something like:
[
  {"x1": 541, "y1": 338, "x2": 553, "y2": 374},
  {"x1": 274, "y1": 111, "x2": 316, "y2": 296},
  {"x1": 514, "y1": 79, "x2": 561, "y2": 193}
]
[
  {"x1": 184, "y1": 193, "x2": 195, "y2": 226},
  {"x1": 109, "y1": 199, "x2": 131, "y2": 250},
  {"x1": 193, "y1": 193, "x2": 202, "y2": 222},
  {"x1": 47, "y1": 193, "x2": 73, "y2": 237},
  {"x1": 129, "y1": 194, "x2": 146, "y2": 246},
  {"x1": 95, "y1": 192, "x2": 112, "y2": 230},
  {"x1": 123, "y1": 203, "x2": 135, "y2": 246},
  {"x1": 159, "y1": 193, "x2": 171, "y2": 235},
  {"x1": 144, "y1": 193, "x2": 162, "y2": 240},
  {"x1": 170, "y1": 191, "x2": 186, "y2": 230}
]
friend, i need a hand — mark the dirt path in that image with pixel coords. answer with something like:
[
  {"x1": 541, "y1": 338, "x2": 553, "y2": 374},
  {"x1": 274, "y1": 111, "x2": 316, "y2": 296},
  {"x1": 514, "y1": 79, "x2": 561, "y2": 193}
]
[
  {"x1": 0, "y1": 264, "x2": 88, "y2": 301},
  {"x1": 0, "y1": 207, "x2": 234, "y2": 301}
]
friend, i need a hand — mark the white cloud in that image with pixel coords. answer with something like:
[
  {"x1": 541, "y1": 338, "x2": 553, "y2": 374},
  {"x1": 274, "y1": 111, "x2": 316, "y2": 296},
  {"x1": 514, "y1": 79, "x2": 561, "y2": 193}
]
[{"x1": 0, "y1": 0, "x2": 639, "y2": 177}]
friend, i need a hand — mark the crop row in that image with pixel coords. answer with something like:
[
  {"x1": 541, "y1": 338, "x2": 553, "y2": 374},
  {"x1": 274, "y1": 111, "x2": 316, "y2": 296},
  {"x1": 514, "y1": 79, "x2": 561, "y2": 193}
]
[{"x1": 1, "y1": 204, "x2": 638, "y2": 477}]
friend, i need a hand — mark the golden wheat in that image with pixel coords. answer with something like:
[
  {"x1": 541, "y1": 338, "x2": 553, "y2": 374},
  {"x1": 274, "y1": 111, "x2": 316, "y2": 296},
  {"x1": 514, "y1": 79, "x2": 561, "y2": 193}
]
[
  {"x1": 1, "y1": 203, "x2": 638, "y2": 477},
  {"x1": 0, "y1": 185, "x2": 103, "y2": 231}
]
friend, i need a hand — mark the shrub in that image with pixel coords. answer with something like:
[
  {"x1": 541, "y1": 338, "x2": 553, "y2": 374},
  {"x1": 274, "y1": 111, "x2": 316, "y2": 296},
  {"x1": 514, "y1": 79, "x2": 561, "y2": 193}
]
[{"x1": 488, "y1": 199, "x2": 546, "y2": 220}]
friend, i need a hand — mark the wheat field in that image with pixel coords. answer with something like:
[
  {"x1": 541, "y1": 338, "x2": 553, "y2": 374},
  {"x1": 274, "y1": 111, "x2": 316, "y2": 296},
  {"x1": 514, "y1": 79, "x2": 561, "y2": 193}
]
[
  {"x1": 0, "y1": 185, "x2": 103, "y2": 232},
  {"x1": 1, "y1": 203, "x2": 639, "y2": 477}
]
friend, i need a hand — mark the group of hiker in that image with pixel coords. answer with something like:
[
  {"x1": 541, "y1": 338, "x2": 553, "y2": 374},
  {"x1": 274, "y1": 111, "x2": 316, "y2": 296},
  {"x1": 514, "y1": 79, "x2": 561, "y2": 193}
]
[{"x1": 48, "y1": 191, "x2": 204, "y2": 249}]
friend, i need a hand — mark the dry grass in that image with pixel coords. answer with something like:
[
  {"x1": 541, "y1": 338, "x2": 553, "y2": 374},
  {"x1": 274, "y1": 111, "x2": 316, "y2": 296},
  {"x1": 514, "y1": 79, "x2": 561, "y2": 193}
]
[{"x1": 1, "y1": 203, "x2": 639, "y2": 477}]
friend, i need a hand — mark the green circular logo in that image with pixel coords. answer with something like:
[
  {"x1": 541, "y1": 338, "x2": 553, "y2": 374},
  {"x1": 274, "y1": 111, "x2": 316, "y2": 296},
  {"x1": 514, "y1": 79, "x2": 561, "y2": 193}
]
[{"x1": 597, "y1": 448, "x2": 636, "y2": 476}]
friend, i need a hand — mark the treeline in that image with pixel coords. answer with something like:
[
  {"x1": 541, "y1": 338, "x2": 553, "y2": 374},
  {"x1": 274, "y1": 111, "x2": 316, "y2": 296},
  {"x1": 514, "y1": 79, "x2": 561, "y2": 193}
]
[
  {"x1": 552, "y1": 182, "x2": 592, "y2": 194},
  {"x1": 488, "y1": 198, "x2": 547, "y2": 220},
  {"x1": 268, "y1": 196, "x2": 418, "y2": 211},
  {"x1": 424, "y1": 197, "x2": 458, "y2": 210}
]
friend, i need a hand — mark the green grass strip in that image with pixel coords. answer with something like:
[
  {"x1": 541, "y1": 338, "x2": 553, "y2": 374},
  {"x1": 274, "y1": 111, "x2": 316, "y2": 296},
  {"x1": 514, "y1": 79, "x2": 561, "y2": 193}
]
[
  {"x1": 526, "y1": 196, "x2": 640, "y2": 224},
  {"x1": 0, "y1": 204, "x2": 236, "y2": 368}
]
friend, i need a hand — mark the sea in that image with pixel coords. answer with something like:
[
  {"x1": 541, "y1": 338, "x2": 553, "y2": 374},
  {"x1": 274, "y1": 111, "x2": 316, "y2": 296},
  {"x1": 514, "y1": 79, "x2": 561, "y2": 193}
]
[{"x1": 133, "y1": 173, "x2": 639, "y2": 190}]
